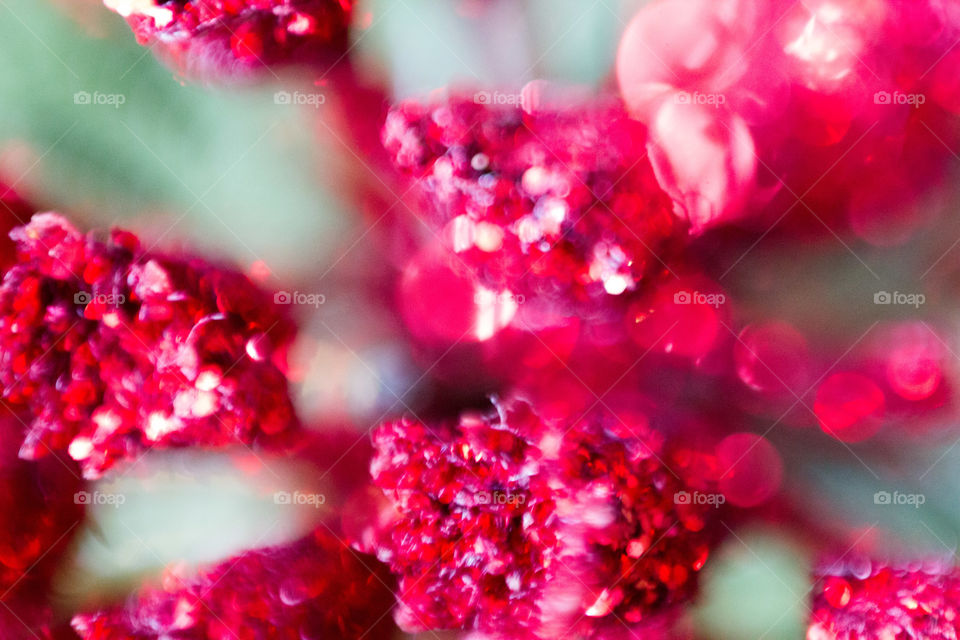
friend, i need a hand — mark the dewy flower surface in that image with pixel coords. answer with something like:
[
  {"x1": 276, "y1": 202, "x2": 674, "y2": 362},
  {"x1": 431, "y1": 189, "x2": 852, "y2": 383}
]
[
  {"x1": 72, "y1": 529, "x2": 396, "y2": 640},
  {"x1": 808, "y1": 560, "x2": 960, "y2": 639},
  {"x1": 0, "y1": 213, "x2": 298, "y2": 478},
  {"x1": 103, "y1": 0, "x2": 355, "y2": 76},
  {"x1": 368, "y1": 395, "x2": 715, "y2": 638},
  {"x1": 383, "y1": 93, "x2": 681, "y2": 301}
]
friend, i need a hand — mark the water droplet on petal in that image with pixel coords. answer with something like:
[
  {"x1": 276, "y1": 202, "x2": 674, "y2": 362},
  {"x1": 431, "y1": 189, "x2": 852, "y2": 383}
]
[{"x1": 823, "y1": 577, "x2": 852, "y2": 608}]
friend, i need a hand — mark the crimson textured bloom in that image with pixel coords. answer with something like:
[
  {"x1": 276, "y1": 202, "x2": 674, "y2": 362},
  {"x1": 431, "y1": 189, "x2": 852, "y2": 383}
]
[
  {"x1": 72, "y1": 529, "x2": 396, "y2": 640},
  {"x1": 103, "y1": 0, "x2": 354, "y2": 76},
  {"x1": 383, "y1": 93, "x2": 680, "y2": 301},
  {"x1": 368, "y1": 395, "x2": 715, "y2": 638},
  {"x1": 808, "y1": 560, "x2": 960, "y2": 639},
  {"x1": 0, "y1": 213, "x2": 298, "y2": 478}
]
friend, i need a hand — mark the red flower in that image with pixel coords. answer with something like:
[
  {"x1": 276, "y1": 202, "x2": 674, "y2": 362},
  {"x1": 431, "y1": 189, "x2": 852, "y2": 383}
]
[
  {"x1": 808, "y1": 560, "x2": 960, "y2": 639},
  {"x1": 383, "y1": 92, "x2": 680, "y2": 302},
  {"x1": 103, "y1": 0, "x2": 355, "y2": 77},
  {"x1": 72, "y1": 529, "x2": 396, "y2": 639},
  {"x1": 368, "y1": 395, "x2": 715, "y2": 638},
  {"x1": 0, "y1": 213, "x2": 298, "y2": 478}
]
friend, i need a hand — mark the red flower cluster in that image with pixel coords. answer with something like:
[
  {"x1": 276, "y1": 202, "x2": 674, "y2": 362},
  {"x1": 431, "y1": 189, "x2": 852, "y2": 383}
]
[
  {"x1": 72, "y1": 529, "x2": 396, "y2": 640},
  {"x1": 0, "y1": 213, "x2": 298, "y2": 478},
  {"x1": 22, "y1": 1, "x2": 960, "y2": 638},
  {"x1": 368, "y1": 395, "x2": 716, "y2": 638},
  {"x1": 808, "y1": 561, "x2": 960, "y2": 639},
  {"x1": 103, "y1": 0, "x2": 355, "y2": 76},
  {"x1": 384, "y1": 94, "x2": 680, "y2": 301}
]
